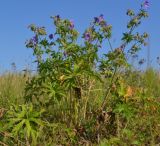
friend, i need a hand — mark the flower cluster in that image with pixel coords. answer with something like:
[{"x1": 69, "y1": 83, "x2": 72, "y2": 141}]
[
  {"x1": 26, "y1": 35, "x2": 38, "y2": 48},
  {"x1": 83, "y1": 14, "x2": 112, "y2": 43},
  {"x1": 83, "y1": 26, "x2": 96, "y2": 42},
  {"x1": 94, "y1": 14, "x2": 108, "y2": 27},
  {"x1": 52, "y1": 15, "x2": 75, "y2": 31},
  {"x1": 94, "y1": 14, "x2": 104, "y2": 24}
]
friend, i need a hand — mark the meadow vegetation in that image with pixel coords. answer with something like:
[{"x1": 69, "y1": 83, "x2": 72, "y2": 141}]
[{"x1": 1, "y1": 1, "x2": 160, "y2": 145}]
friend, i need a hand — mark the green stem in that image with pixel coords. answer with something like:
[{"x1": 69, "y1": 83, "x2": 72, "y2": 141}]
[{"x1": 101, "y1": 67, "x2": 117, "y2": 110}]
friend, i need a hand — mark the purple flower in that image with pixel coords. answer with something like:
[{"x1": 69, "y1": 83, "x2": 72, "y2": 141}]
[
  {"x1": 26, "y1": 36, "x2": 38, "y2": 48},
  {"x1": 33, "y1": 35, "x2": 38, "y2": 43},
  {"x1": 49, "y1": 34, "x2": 54, "y2": 39},
  {"x1": 94, "y1": 14, "x2": 104, "y2": 24},
  {"x1": 94, "y1": 17, "x2": 100, "y2": 23},
  {"x1": 84, "y1": 32, "x2": 91, "y2": 41},
  {"x1": 53, "y1": 15, "x2": 61, "y2": 23},
  {"x1": 69, "y1": 20, "x2": 74, "y2": 29},
  {"x1": 139, "y1": 59, "x2": 145, "y2": 65},
  {"x1": 55, "y1": 15, "x2": 60, "y2": 19},
  {"x1": 99, "y1": 14, "x2": 104, "y2": 22},
  {"x1": 143, "y1": 0, "x2": 149, "y2": 9}
]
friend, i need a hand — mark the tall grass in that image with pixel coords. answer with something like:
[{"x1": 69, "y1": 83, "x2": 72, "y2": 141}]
[
  {"x1": 0, "y1": 72, "x2": 27, "y2": 108},
  {"x1": 0, "y1": 68, "x2": 160, "y2": 145}
]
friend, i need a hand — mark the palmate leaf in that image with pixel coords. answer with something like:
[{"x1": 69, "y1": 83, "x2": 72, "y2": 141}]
[
  {"x1": 7, "y1": 118, "x2": 22, "y2": 127},
  {"x1": 122, "y1": 33, "x2": 133, "y2": 43},
  {"x1": 114, "y1": 103, "x2": 134, "y2": 119},
  {"x1": 25, "y1": 118, "x2": 42, "y2": 143},
  {"x1": 7, "y1": 105, "x2": 26, "y2": 119},
  {"x1": 12, "y1": 119, "x2": 25, "y2": 136},
  {"x1": 25, "y1": 119, "x2": 32, "y2": 138},
  {"x1": 42, "y1": 82, "x2": 65, "y2": 101},
  {"x1": 37, "y1": 27, "x2": 46, "y2": 35},
  {"x1": 30, "y1": 129, "x2": 38, "y2": 145},
  {"x1": 4, "y1": 103, "x2": 45, "y2": 144},
  {"x1": 82, "y1": 67, "x2": 102, "y2": 82},
  {"x1": 17, "y1": 105, "x2": 27, "y2": 118},
  {"x1": 29, "y1": 110, "x2": 44, "y2": 118},
  {"x1": 29, "y1": 118, "x2": 45, "y2": 126},
  {"x1": 28, "y1": 104, "x2": 33, "y2": 112},
  {"x1": 40, "y1": 39, "x2": 49, "y2": 47},
  {"x1": 62, "y1": 75, "x2": 77, "y2": 88}
]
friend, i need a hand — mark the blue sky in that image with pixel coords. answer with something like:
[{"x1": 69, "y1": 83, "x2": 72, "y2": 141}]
[{"x1": 0, "y1": 0, "x2": 159, "y2": 72}]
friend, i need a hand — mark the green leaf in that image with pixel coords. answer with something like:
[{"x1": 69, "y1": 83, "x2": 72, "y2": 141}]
[
  {"x1": 122, "y1": 33, "x2": 133, "y2": 43},
  {"x1": 25, "y1": 120, "x2": 32, "y2": 138},
  {"x1": 37, "y1": 27, "x2": 46, "y2": 35},
  {"x1": 12, "y1": 119, "x2": 25, "y2": 136}
]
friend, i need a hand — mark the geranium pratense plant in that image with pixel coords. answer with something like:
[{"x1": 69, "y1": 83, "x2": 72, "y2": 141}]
[
  {"x1": 25, "y1": 13, "x2": 112, "y2": 125},
  {"x1": 98, "y1": 2, "x2": 149, "y2": 109},
  {"x1": 25, "y1": 0, "x2": 149, "y2": 130}
]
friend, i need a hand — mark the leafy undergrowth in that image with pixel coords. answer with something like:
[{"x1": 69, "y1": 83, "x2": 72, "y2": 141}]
[{"x1": 1, "y1": 1, "x2": 160, "y2": 145}]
